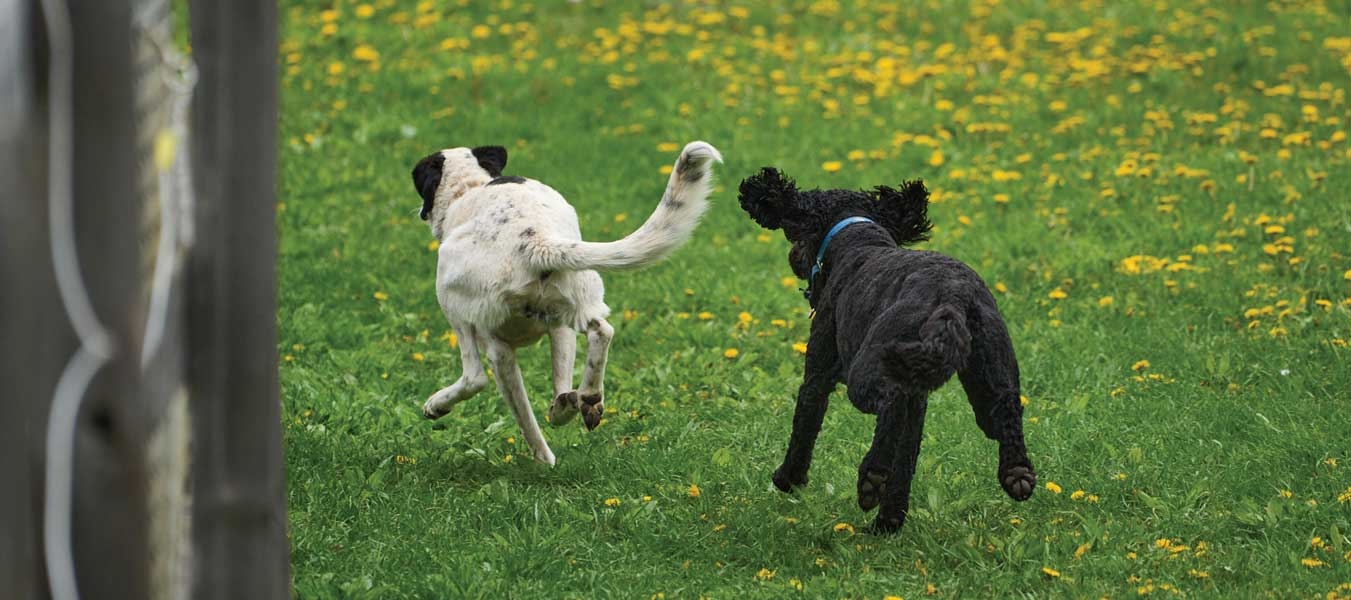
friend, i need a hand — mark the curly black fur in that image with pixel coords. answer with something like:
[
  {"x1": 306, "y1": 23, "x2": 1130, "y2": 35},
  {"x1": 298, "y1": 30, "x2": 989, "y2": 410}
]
[{"x1": 738, "y1": 166, "x2": 1037, "y2": 535}]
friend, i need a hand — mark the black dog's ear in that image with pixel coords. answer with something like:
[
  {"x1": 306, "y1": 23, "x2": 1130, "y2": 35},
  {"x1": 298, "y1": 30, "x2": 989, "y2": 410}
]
[
  {"x1": 871, "y1": 179, "x2": 932, "y2": 246},
  {"x1": 737, "y1": 167, "x2": 800, "y2": 231},
  {"x1": 412, "y1": 152, "x2": 446, "y2": 220},
  {"x1": 471, "y1": 145, "x2": 507, "y2": 177}
]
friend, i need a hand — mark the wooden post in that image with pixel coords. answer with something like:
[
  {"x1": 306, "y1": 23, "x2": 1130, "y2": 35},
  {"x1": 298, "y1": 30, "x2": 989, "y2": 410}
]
[
  {"x1": 186, "y1": 0, "x2": 290, "y2": 598},
  {"x1": 0, "y1": 2, "x2": 48, "y2": 597},
  {"x1": 66, "y1": 0, "x2": 154, "y2": 597},
  {"x1": 3, "y1": 0, "x2": 153, "y2": 598}
]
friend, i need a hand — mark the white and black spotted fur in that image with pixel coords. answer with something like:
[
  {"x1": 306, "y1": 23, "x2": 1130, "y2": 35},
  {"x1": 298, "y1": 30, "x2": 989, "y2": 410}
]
[{"x1": 411, "y1": 142, "x2": 722, "y2": 465}]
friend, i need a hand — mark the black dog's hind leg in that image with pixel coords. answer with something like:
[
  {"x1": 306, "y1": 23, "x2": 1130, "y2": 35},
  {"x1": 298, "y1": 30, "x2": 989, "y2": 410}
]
[
  {"x1": 772, "y1": 327, "x2": 840, "y2": 492},
  {"x1": 958, "y1": 313, "x2": 1035, "y2": 501},
  {"x1": 862, "y1": 395, "x2": 928, "y2": 534}
]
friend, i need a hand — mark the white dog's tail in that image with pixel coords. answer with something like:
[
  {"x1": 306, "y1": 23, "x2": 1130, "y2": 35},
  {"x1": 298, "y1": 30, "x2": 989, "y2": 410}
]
[{"x1": 528, "y1": 141, "x2": 722, "y2": 272}]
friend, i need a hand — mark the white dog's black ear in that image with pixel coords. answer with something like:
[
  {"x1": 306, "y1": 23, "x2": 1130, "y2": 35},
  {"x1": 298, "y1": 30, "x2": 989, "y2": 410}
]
[
  {"x1": 412, "y1": 152, "x2": 446, "y2": 220},
  {"x1": 471, "y1": 146, "x2": 507, "y2": 177}
]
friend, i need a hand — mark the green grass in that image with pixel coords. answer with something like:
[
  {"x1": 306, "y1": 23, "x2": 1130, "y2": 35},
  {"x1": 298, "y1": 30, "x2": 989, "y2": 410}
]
[{"x1": 277, "y1": 1, "x2": 1351, "y2": 597}]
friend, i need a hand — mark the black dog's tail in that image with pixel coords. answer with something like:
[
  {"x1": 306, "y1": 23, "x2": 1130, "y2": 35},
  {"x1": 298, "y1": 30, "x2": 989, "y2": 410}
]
[{"x1": 882, "y1": 304, "x2": 971, "y2": 390}]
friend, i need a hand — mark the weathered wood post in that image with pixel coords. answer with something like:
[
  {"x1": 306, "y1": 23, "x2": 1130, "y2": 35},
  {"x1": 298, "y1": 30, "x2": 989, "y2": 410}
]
[
  {"x1": 186, "y1": 0, "x2": 291, "y2": 598},
  {"x1": 0, "y1": 1, "x2": 49, "y2": 597}
]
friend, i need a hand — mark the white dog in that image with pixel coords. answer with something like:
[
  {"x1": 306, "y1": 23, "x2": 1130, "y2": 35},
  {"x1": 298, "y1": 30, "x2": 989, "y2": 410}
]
[{"x1": 411, "y1": 141, "x2": 722, "y2": 465}]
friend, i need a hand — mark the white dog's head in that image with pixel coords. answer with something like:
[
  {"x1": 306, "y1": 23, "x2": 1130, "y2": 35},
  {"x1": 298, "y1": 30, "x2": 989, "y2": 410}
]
[{"x1": 411, "y1": 145, "x2": 508, "y2": 232}]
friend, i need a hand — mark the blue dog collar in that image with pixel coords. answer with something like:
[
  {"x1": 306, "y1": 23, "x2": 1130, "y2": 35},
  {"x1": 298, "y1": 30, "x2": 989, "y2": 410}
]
[{"x1": 806, "y1": 216, "x2": 875, "y2": 302}]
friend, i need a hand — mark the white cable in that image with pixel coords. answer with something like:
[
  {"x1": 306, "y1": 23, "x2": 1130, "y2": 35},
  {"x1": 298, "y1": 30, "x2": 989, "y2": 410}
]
[
  {"x1": 41, "y1": 1, "x2": 113, "y2": 599},
  {"x1": 139, "y1": 24, "x2": 197, "y2": 369}
]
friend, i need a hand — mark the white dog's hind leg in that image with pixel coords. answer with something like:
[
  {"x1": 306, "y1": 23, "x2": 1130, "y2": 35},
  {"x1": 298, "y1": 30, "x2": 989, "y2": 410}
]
[
  {"x1": 485, "y1": 337, "x2": 556, "y2": 466},
  {"x1": 577, "y1": 318, "x2": 614, "y2": 431},
  {"x1": 546, "y1": 326, "x2": 580, "y2": 426},
  {"x1": 423, "y1": 324, "x2": 488, "y2": 420}
]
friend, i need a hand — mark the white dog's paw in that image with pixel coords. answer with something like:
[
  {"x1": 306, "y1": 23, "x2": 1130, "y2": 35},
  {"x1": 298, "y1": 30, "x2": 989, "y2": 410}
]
[
  {"x1": 422, "y1": 391, "x2": 452, "y2": 420},
  {"x1": 533, "y1": 447, "x2": 556, "y2": 466},
  {"x1": 548, "y1": 391, "x2": 580, "y2": 427}
]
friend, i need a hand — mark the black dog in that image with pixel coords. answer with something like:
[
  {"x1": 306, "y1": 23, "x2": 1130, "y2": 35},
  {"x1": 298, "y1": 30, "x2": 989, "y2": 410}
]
[{"x1": 738, "y1": 167, "x2": 1036, "y2": 534}]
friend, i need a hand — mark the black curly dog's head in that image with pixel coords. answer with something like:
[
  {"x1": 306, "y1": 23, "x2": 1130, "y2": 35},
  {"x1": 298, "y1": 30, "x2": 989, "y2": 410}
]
[{"x1": 737, "y1": 167, "x2": 932, "y2": 279}]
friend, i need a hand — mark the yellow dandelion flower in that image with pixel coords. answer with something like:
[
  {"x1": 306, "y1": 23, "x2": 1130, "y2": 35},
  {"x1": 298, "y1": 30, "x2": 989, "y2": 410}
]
[
  {"x1": 754, "y1": 568, "x2": 775, "y2": 581},
  {"x1": 994, "y1": 282, "x2": 1008, "y2": 294},
  {"x1": 1041, "y1": 566, "x2": 1060, "y2": 578},
  {"x1": 1301, "y1": 557, "x2": 1325, "y2": 568},
  {"x1": 928, "y1": 150, "x2": 945, "y2": 167},
  {"x1": 822, "y1": 161, "x2": 843, "y2": 173},
  {"x1": 604, "y1": 497, "x2": 620, "y2": 507},
  {"x1": 355, "y1": 4, "x2": 374, "y2": 18},
  {"x1": 1098, "y1": 296, "x2": 1114, "y2": 307},
  {"x1": 792, "y1": 342, "x2": 808, "y2": 354},
  {"x1": 1045, "y1": 481, "x2": 1063, "y2": 494},
  {"x1": 1070, "y1": 490, "x2": 1086, "y2": 501},
  {"x1": 1132, "y1": 360, "x2": 1150, "y2": 371},
  {"x1": 781, "y1": 276, "x2": 797, "y2": 288},
  {"x1": 353, "y1": 44, "x2": 380, "y2": 62},
  {"x1": 411, "y1": 352, "x2": 425, "y2": 362},
  {"x1": 1048, "y1": 287, "x2": 1067, "y2": 300},
  {"x1": 697, "y1": 311, "x2": 713, "y2": 321},
  {"x1": 327, "y1": 61, "x2": 346, "y2": 76},
  {"x1": 373, "y1": 291, "x2": 389, "y2": 301},
  {"x1": 738, "y1": 312, "x2": 753, "y2": 324},
  {"x1": 688, "y1": 484, "x2": 701, "y2": 498},
  {"x1": 833, "y1": 522, "x2": 855, "y2": 534},
  {"x1": 723, "y1": 348, "x2": 739, "y2": 359}
]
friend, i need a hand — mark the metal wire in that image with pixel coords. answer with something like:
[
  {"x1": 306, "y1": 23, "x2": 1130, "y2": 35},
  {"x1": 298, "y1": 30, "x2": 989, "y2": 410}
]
[{"x1": 40, "y1": 0, "x2": 111, "y2": 598}]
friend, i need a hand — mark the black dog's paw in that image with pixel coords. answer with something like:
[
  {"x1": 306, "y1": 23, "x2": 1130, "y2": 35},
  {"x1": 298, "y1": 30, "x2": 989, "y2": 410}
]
[
  {"x1": 772, "y1": 465, "x2": 808, "y2": 493},
  {"x1": 999, "y1": 464, "x2": 1036, "y2": 501},
  {"x1": 866, "y1": 513, "x2": 906, "y2": 535},
  {"x1": 857, "y1": 469, "x2": 889, "y2": 512}
]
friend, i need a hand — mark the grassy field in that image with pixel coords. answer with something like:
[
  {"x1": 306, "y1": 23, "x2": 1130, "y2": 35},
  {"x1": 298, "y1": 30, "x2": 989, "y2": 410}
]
[{"x1": 276, "y1": 1, "x2": 1351, "y2": 597}]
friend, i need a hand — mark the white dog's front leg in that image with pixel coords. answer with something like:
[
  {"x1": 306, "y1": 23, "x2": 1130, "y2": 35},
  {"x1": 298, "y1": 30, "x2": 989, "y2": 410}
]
[
  {"x1": 423, "y1": 324, "x2": 488, "y2": 419},
  {"x1": 546, "y1": 327, "x2": 579, "y2": 426},
  {"x1": 577, "y1": 318, "x2": 614, "y2": 431},
  {"x1": 485, "y1": 337, "x2": 556, "y2": 466}
]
